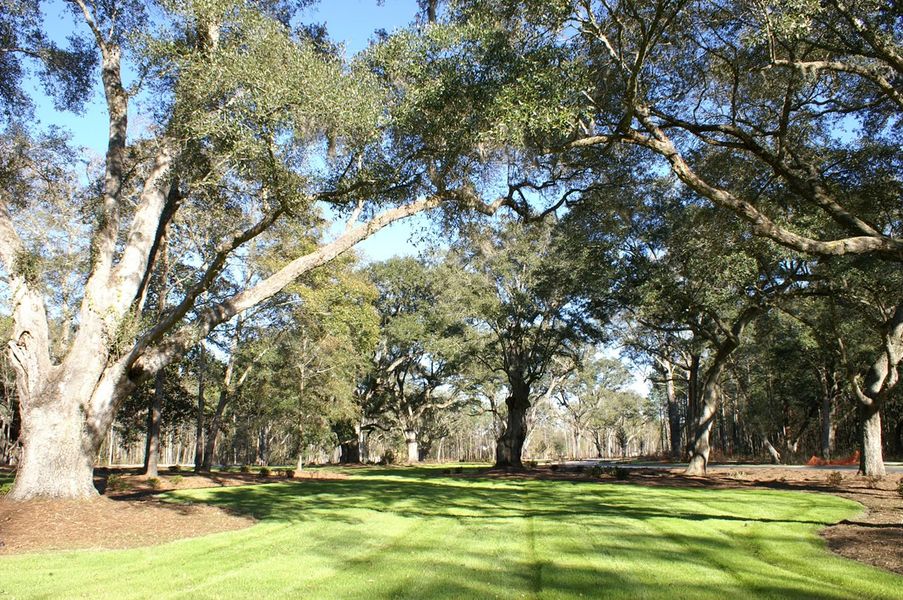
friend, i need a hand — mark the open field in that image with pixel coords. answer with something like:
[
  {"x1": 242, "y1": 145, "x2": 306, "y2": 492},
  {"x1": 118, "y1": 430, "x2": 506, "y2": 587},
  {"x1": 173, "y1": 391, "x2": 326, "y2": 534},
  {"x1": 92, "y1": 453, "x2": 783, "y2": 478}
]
[{"x1": 1, "y1": 467, "x2": 902, "y2": 599}]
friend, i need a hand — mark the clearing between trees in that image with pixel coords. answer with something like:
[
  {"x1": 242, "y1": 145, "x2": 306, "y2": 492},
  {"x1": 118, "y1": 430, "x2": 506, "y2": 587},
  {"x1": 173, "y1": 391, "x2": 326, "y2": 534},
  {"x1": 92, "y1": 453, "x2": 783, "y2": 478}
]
[{"x1": 0, "y1": 466, "x2": 901, "y2": 599}]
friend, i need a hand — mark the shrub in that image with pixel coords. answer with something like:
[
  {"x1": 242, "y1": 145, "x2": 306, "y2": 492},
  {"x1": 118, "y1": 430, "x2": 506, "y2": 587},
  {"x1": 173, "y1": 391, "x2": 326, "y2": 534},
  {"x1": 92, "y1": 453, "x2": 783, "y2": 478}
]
[
  {"x1": 169, "y1": 475, "x2": 184, "y2": 485},
  {"x1": 826, "y1": 471, "x2": 844, "y2": 487},
  {"x1": 284, "y1": 469, "x2": 295, "y2": 479},
  {"x1": 864, "y1": 474, "x2": 882, "y2": 489},
  {"x1": 589, "y1": 465, "x2": 603, "y2": 478},
  {"x1": 258, "y1": 467, "x2": 271, "y2": 478},
  {"x1": 613, "y1": 467, "x2": 631, "y2": 480},
  {"x1": 527, "y1": 460, "x2": 538, "y2": 469},
  {"x1": 240, "y1": 464, "x2": 252, "y2": 474},
  {"x1": 167, "y1": 464, "x2": 182, "y2": 473},
  {"x1": 380, "y1": 449, "x2": 397, "y2": 465},
  {"x1": 106, "y1": 474, "x2": 128, "y2": 492},
  {"x1": 146, "y1": 477, "x2": 161, "y2": 490}
]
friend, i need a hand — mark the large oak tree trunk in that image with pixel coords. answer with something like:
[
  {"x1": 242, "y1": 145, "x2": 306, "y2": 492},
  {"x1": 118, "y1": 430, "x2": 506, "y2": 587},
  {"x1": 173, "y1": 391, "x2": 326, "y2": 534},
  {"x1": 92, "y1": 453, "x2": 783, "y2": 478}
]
[
  {"x1": 11, "y1": 397, "x2": 98, "y2": 500},
  {"x1": 339, "y1": 441, "x2": 360, "y2": 463},
  {"x1": 849, "y1": 302, "x2": 903, "y2": 476},
  {"x1": 404, "y1": 429, "x2": 419, "y2": 463},
  {"x1": 859, "y1": 404, "x2": 885, "y2": 477},
  {"x1": 8, "y1": 362, "x2": 132, "y2": 500},
  {"x1": 685, "y1": 308, "x2": 759, "y2": 476},
  {"x1": 495, "y1": 388, "x2": 529, "y2": 469}
]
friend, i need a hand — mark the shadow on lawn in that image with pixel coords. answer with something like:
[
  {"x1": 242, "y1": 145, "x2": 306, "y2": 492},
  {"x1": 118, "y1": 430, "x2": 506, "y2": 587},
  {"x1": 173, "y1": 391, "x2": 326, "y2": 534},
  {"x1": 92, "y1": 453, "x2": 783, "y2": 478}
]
[
  {"x1": 5, "y1": 471, "x2": 890, "y2": 600},
  {"x1": 185, "y1": 475, "x2": 840, "y2": 529}
]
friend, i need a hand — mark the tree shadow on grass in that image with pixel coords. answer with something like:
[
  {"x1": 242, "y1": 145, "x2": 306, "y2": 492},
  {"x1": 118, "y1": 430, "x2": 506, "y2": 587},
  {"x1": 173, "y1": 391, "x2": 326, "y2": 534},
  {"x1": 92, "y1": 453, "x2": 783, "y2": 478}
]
[{"x1": 180, "y1": 476, "x2": 845, "y2": 529}]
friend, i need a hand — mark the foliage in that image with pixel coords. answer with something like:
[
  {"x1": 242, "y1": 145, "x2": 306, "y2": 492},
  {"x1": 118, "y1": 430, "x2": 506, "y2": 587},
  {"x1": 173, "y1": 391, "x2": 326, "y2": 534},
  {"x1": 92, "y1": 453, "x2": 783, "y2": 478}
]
[{"x1": 825, "y1": 471, "x2": 844, "y2": 487}]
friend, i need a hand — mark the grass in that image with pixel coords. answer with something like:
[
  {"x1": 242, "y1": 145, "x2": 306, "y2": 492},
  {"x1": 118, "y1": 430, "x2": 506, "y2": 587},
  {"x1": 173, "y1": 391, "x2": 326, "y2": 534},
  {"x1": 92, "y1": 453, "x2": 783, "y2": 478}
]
[
  {"x1": 1, "y1": 466, "x2": 901, "y2": 599},
  {"x1": 0, "y1": 470, "x2": 13, "y2": 496}
]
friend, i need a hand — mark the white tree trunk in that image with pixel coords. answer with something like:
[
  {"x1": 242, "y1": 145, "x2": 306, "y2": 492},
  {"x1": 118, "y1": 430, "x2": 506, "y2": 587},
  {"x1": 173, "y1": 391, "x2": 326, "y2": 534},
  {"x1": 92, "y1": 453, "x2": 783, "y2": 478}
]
[{"x1": 405, "y1": 430, "x2": 419, "y2": 463}]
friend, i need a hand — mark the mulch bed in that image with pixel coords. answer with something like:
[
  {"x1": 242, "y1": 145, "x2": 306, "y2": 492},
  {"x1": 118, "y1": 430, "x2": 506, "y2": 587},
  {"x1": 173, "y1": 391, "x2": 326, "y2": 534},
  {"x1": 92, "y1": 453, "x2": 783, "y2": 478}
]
[
  {"x1": 0, "y1": 468, "x2": 347, "y2": 555},
  {"x1": 0, "y1": 496, "x2": 253, "y2": 555}
]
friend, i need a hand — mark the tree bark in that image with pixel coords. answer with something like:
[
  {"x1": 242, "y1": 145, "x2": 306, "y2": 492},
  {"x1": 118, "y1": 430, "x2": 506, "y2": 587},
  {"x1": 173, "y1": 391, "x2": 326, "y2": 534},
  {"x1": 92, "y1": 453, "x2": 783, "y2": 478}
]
[
  {"x1": 859, "y1": 404, "x2": 885, "y2": 477},
  {"x1": 143, "y1": 371, "x2": 164, "y2": 477},
  {"x1": 847, "y1": 302, "x2": 903, "y2": 476},
  {"x1": 820, "y1": 368, "x2": 839, "y2": 460},
  {"x1": 201, "y1": 390, "x2": 229, "y2": 471},
  {"x1": 9, "y1": 395, "x2": 97, "y2": 500},
  {"x1": 495, "y1": 386, "x2": 530, "y2": 469},
  {"x1": 685, "y1": 308, "x2": 760, "y2": 476},
  {"x1": 339, "y1": 441, "x2": 360, "y2": 463},
  {"x1": 193, "y1": 344, "x2": 205, "y2": 472},
  {"x1": 404, "y1": 429, "x2": 419, "y2": 463}
]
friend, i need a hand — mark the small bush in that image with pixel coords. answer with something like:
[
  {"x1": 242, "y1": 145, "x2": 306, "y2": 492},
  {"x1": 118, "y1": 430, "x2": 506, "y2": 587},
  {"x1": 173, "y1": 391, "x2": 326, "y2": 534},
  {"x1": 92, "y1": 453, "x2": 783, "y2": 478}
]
[
  {"x1": 826, "y1": 471, "x2": 844, "y2": 487},
  {"x1": 240, "y1": 464, "x2": 252, "y2": 474},
  {"x1": 106, "y1": 474, "x2": 128, "y2": 492},
  {"x1": 589, "y1": 465, "x2": 603, "y2": 478},
  {"x1": 380, "y1": 449, "x2": 397, "y2": 465},
  {"x1": 169, "y1": 475, "x2": 184, "y2": 485},
  {"x1": 613, "y1": 467, "x2": 631, "y2": 480},
  {"x1": 284, "y1": 469, "x2": 295, "y2": 479},
  {"x1": 167, "y1": 464, "x2": 182, "y2": 473},
  {"x1": 146, "y1": 477, "x2": 161, "y2": 490},
  {"x1": 527, "y1": 460, "x2": 538, "y2": 469},
  {"x1": 864, "y1": 474, "x2": 882, "y2": 489},
  {"x1": 258, "y1": 467, "x2": 271, "y2": 478}
]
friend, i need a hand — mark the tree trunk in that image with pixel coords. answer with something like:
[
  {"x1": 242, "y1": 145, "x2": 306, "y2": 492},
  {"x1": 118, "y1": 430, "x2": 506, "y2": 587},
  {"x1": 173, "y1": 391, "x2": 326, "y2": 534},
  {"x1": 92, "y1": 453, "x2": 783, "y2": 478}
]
[
  {"x1": 495, "y1": 389, "x2": 529, "y2": 469},
  {"x1": 686, "y1": 373, "x2": 725, "y2": 476},
  {"x1": 859, "y1": 404, "x2": 885, "y2": 476},
  {"x1": 295, "y1": 451, "x2": 305, "y2": 473},
  {"x1": 201, "y1": 390, "x2": 230, "y2": 472},
  {"x1": 339, "y1": 441, "x2": 360, "y2": 463},
  {"x1": 193, "y1": 344, "x2": 205, "y2": 472},
  {"x1": 9, "y1": 391, "x2": 100, "y2": 500},
  {"x1": 143, "y1": 371, "x2": 164, "y2": 477},
  {"x1": 820, "y1": 369, "x2": 839, "y2": 460},
  {"x1": 763, "y1": 438, "x2": 782, "y2": 464},
  {"x1": 404, "y1": 429, "x2": 419, "y2": 463},
  {"x1": 685, "y1": 307, "x2": 759, "y2": 475},
  {"x1": 684, "y1": 353, "x2": 700, "y2": 459},
  {"x1": 847, "y1": 302, "x2": 903, "y2": 477}
]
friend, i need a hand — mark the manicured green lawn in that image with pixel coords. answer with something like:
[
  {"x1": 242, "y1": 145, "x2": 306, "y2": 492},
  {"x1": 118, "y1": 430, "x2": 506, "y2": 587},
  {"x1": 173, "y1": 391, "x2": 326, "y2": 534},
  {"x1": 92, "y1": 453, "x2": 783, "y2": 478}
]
[{"x1": 1, "y1": 467, "x2": 900, "y2": 599}]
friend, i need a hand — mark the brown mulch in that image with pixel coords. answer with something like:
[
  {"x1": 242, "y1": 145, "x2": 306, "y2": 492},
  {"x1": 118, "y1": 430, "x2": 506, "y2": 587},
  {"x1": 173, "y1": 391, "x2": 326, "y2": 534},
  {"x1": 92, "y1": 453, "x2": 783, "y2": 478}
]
[
  {"x1": 0, "y1": 468, "x2": 348, "y2": 555},
  {"x1": 96, "y1": 468, "x2": 348, "y2": 497},
  {"x1": 0, "y1": 496, "x2": 253, "y2": 555},
  {"x1": 472, "y1": 464, "x2": 903, "y2": 575}
]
